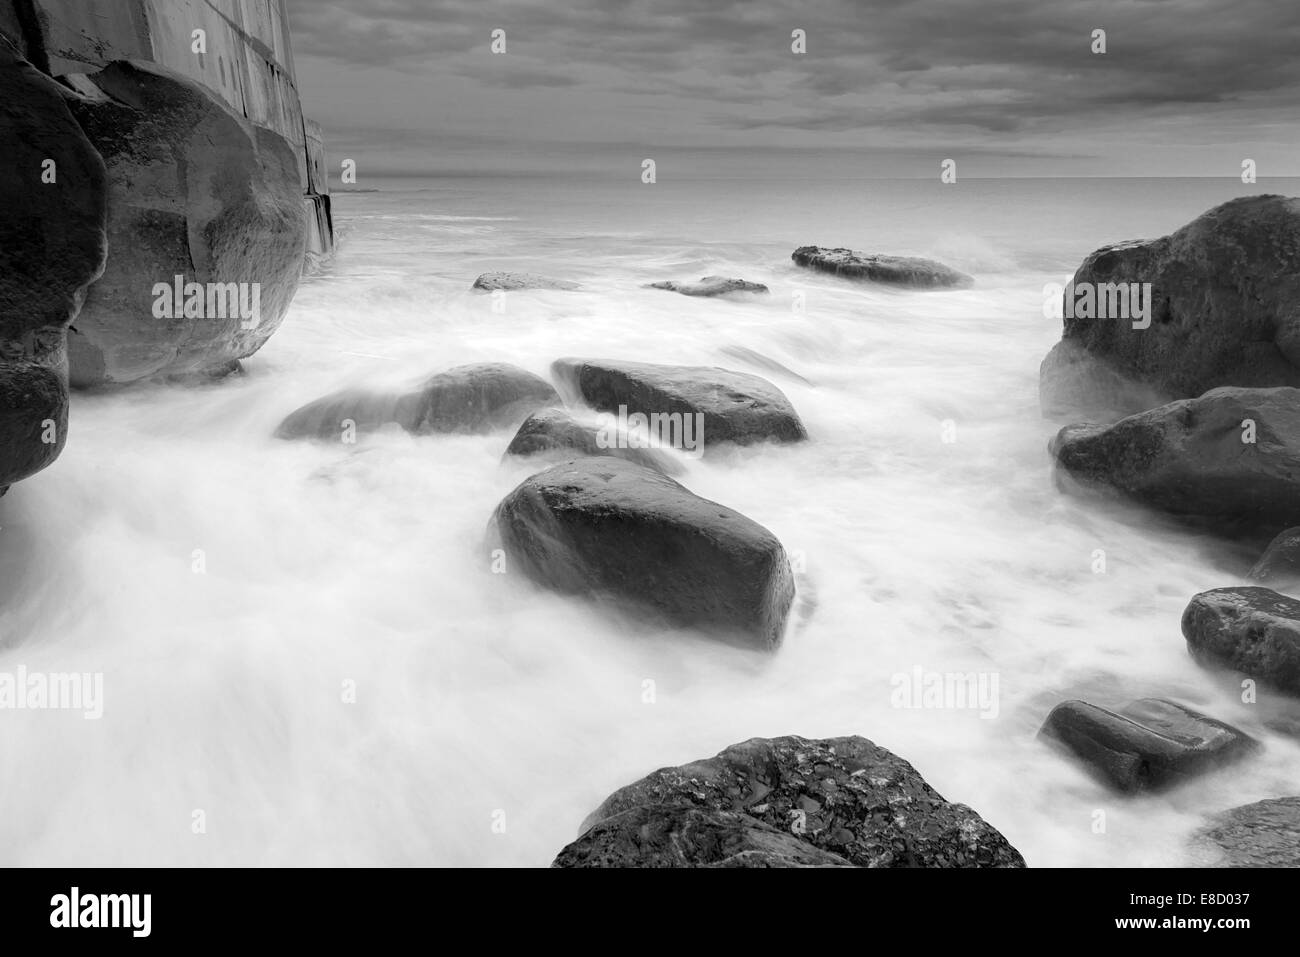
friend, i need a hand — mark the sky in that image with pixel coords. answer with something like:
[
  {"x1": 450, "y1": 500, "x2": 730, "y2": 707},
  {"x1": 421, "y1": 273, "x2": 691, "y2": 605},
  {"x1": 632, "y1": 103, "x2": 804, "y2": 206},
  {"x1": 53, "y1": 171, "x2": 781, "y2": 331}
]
[{"x1": 288, "y1": 0, "x2": 1300, "y2": 179}]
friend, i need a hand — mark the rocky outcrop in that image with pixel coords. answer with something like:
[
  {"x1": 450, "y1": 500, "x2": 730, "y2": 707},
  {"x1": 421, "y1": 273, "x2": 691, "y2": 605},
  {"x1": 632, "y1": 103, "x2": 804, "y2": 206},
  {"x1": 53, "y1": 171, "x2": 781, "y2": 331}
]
[
  {"x1": 554, "y1": 735, "x2": 1025, "y2": 867},
  {"x1": 1041, "y1": 196, "x2": 1300, "y2": 408},
  {"x1": 1182, "y1": 587, "x2": 1300, "y2": 695},
  {"x1": 1039, "y1": 698, "x2": 1258, "y2": 793},
  {"x1": 645, "y1": 276, "x2": 768, "y2": 297},
  {"x1": 551, "y1": 358, "x2": 807, "y2": 450},
  {"x1": 503, "y1": 407, "x2": 682, "y2": 474},
  {"x1": 1196, "y1": 796, "x2": 1300, "y2": 867},
  {"x1": 65, "y1": 59, "x2": 307, "y2": 386},
  {"x1": 1049, "y1": 387, "x2": 1300, "y2": 531},
  {"x1": 489, "y1": 457, "x2": 795, "y2": 649},
  {"x1": 1249, "y1": 527, "x2": 1300, "y2": 591},
  {"x1": 791, "y1": 246, "x2": 973, "y2": 289},
  {"x1": 471, "y1": 272, "x2": 579, "y2": 291},
  {"x1": 276, "y1": 363, "x2": 559, "y2": 441},
  {"x1": 0, "y1": 45, "x2": 107, "y2": 490}
]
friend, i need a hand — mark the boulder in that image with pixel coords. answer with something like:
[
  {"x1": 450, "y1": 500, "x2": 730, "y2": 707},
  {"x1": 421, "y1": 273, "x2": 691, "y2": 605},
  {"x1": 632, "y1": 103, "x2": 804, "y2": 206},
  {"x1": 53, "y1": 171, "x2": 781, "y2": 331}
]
[
  {"x1": 1248, "y1": 527, "x2": 1300, "y2": 591},
  {"x1": 489, "y1": 457, "x2": 795, "y2": 649},
  {"x1": 645, "y1": 276, "x2": 768, "y2": 297},
  {"x1": 791, "y1": 246, "x2": 973, "y2": 289},
  {"x1": 1196, "y1": 796, "x2": 1300, "y2": 867},
  {"x1": 1044, "y1": 196, "x2": 1300, "y2": 404},
  {"x1": 471, "y1": 272, "x2": 579, "y2": 292},
  {"x1": 503, "y1": 407, "x2": 682, "y2": 475},
  {"x1": 1039, "y1": 698, "x2": 1258, "y2": 793},
  {"x1": 0, "y1": 45, "x2": 107, "y2": 490},
  {"x1": 1049, "y1": 387, "x2": 1300, "y2": 530},
  {"x1": 551, "y1": 358, "x2": 807, "y2": 450},
  {"x1": 1038, "y1": 338, "x2": 1171, "y2": 421},
  {"x1": 65, "y1": 60, "x2": 307, "y2": 385},
  {"x1": 276, "y1": 362, "x2": 559, "y2": 441},
  {"x1": 1182, "y1": 587, "x2": 1300, "y2": 695},
  {"x1": 554, "y1": 735, "x2": 1025, "y2": 867}
]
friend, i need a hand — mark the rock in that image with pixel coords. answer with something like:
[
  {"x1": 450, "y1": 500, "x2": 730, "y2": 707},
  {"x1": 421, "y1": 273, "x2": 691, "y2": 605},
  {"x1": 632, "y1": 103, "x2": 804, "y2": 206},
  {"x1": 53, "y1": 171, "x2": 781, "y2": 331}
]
[
  {"x1": 551, "y1": 358, "x2": 807, "y2": 450},
  {"x1": 1046, "y1": 196, "x2": 1300, "y2": 403},
  {"x1": 554, "y1": 735, "x2": 1025, "y2": 867},
  {"x1": 1049, "y1": 386, "x2": 1300, "y2": 531},
  {"x1": 645, "y1": 276, "x2": 768, "y2": 297},
  {"x1": 489, "y1": 457, "x2": 795, "y2": 649},
  {"x1": 1182, "y1": 587, "x2": 1300, "y2": 695},
  {"x1": 471, "y1": 272, "x2": 579, "y2": 292},
  {"x1": 1039, "y1": 698, "x2": 1258, "y2": 793},
  {"x1": 503, "y1": 407, "x2": 683, "y2": 475},
  {"x1": 65, "y1": 59, "x2": 307, "y2": 386},
  {"x1": 1248, "y1": 527, "x2": 1300, "y2": 591},
  {"x1": 1196, "y1": 796, "x2": 1300, "y2": 867},
  {"x1": 791, "y1": 246, "x2": 973, "y2": 289},
  {"x1": 0, "y1": 45, "x2": 107, "y2": 489},
  {"x1": 1038, "y1": 338, "x2": 1171, "y2": 421},
  {"x1": 276, "y1": 362, "x2": 559, "y2": 440}
]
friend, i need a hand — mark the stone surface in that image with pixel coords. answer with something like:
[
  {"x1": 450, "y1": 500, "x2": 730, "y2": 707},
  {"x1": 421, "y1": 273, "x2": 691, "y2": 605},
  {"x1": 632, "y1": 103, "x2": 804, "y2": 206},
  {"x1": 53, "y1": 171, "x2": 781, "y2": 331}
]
[
  {"x1": 66, "y1": 59, "x2": 307, "y2": 386},
  {"x1": 645, "y1": 276, "x2": 769, "y2": 297},
  {"x1": 1182, "y1": 587, "x2": 1300, "y2": 695},
  {"x1": 551, "y1": 358, "x2": 807, "y2": 450},
  {"x1": 489, "y1": 457, "x2": 796, "y2": 649},
  {"x1": 1049, "y1": 387, "x2": 1300, "y2": 531},
  {"x1": 791, "y1": 246, "x2": 973, "y2": 288},
  {"x1": 471, "y1": 272, "x2": 579, "y2": 291},
  {"x1": 1196, "y1": 796, "x2": 1300, "y2": 867},
  {"x1": 276, "y1": 362, "x2": 559, "y2": 440},
  {"x1": 1038, "y1": 338, "x2": 1172, "y2": 421},
  {"x1": 0, "y1": 44, "x2": 107, "y2": 489},
  {"x1": 1039, "y1": 698, "x2": 1258, "y2": 793},
  {"x1": 503, "y1": 407, "x2": 683, "y2": 474},
  {"x1": 1248, "y1": 527, "x2": 1300, "y2": 591},
  {"x1": 556, "y1": 735, "x2": 1025, "y2": 867}
]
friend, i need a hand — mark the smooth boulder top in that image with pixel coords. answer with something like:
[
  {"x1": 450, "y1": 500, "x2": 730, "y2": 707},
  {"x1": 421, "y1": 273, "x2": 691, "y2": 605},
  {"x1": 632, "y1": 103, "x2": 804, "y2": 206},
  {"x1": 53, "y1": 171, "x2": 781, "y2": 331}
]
[
  {"x1": 1182, "y1": 586, "x2": 1300, "y2": 695},
  {"x1": 1195, "y1": 796, "x2": 1300, "y2": 867},
  {"x1": 644, "y1": 276, "x2": 769, "y2": 297},
  {"x1": 490, "y1": 456, "x2": 796, "y2": 650},
  {"x1": 791, "y1": 246, "x2": 974, "y2": 289},
  {"x1": 471, "y1": 272, "x2": 580, "y2": 291},
  {"x1": 503, "y1": 407, "x2": 684, "y2": 475},
  {"x1": 560, "y1": 735, "x2": 1025, "y2": 868},
  {"x1": 551, "y1": 357, "x2": 808, "y2": 448}
]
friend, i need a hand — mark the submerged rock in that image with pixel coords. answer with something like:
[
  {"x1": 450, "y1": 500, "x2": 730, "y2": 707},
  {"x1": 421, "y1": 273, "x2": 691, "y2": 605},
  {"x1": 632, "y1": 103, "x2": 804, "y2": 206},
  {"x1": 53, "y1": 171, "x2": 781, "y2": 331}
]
[
  {"x1": 791, "y1": 246, "x2": 973, "y2": 289},
  {"x1": 1195, "y1": 796, "x2": 1300, "y2": 867},
  {"x1": 276, "y1": 362, "x2": 559, "y2": 440},
  {"x1": 645, "y1": 276, "x2": 768, "y2": 297},
  {"x1": 1182, "y1": 587, "x2": 1300, "y2": 695},
  {"x1": 1039, "y1": 698, "x2": 1258, "y2": 793},
  {"x1": 0, "y1": 47, "x2": 107, "y2": 490},
  {"x1": 554, "y1": 735, "x2": 1025, "y2": 867},
  {"x1": 551, "y1": 358, "x2": 807, "y2": 450},
  {"x1": 1248, "y1": 527, "x2": 1300, "y2": 592},
  {"x1": 66, "y1": 60, "x2": 307, "y2": 385},
  {"x1": 489, "y1": 457, "x2": 796, "y2": 649},
  {"x1": 1049, "y1": 387, "x2": 1300, "y2": 531},
  {"x1": 503, "y1": 408, "x2": 683, "y2": 474},
  {"x1": 471, "y1": 272, "x2": 579, "y2": 291}
]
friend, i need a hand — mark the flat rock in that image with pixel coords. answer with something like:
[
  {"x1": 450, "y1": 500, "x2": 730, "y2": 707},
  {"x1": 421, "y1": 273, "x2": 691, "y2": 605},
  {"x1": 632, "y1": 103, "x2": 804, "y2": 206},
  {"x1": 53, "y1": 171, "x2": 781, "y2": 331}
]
[
  {"x1": 489, "y1": 456, "x2": 795, "y2": 649},
  {"x1": 791, "y1": 246, "x2": 973, "y2": 289},
  {"x1": 1039, "y1": 698, "x2": 1258, "y2": 793},
  {"x1": 503, "y1": 407, "x2": 683, "y2": 475},
  {"x1": 551, "y1": 357, "x2": 807, "y2": 450},
  {"x1": 471, "y1": 272, "x2": 579, "y2": 292},
  {"x1": 556, "y1": 735, "x2": 1025, "y2": 867},
  {"x1": 1195, "y1": 796, "x2": 1300, "y2": 866},
  {"x1": 1182, "y1": 587, "x2": 1300, "y2": 695},
  {"x1": 645, "y1": 276, "x2": 768, "y2": 297},
  {"x1": 1248, "y1": 527, "x2": 1300, "y2": 591}
]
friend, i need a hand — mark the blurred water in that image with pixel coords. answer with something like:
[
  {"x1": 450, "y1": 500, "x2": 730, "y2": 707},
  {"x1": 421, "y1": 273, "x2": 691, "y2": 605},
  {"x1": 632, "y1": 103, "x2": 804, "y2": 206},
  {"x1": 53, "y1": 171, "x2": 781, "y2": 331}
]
[{"x1": 2, "y1": 175, "x2": 1299, "y2": 866}]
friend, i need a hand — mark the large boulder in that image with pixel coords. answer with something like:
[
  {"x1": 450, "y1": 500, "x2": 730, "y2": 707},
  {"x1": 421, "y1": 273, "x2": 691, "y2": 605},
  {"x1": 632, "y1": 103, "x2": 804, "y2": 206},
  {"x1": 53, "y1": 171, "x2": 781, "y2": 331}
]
[
  {"x1": 0, "y1": 45, "x2": 107, "y2": 490},
  {"x1": 503, "y1": 407, "x2": 682, "y2": 474},
  {"x1": 276, "y1": 362, "x2": 559, "y2": 440},
  {"x1": 489, "y1": 457, "x2": 795, "y2": 649},
  {"x1": 1195, "y1": 796, "x2": 1300, "y2": 867},
  {"x1": 1038, "y1": 698, "x2": 1258, "y2": 793},
  {"x1": 1042, "y1": 196, "x2": 1300, "y2": 409},
  {"x1": 551, "y1": 358, "x2": 807, "y2": 450},
  {"x1": 791, "y1": 246, "x2": 973, "y2": 289},
  {"x1": 65, "y1": 60, "x2": 307, "y2": 386},
  {"x1": 1182, "y1": 587, "x2": 1300, "y2": 695},
  {"x1": 554, "y1": 735, "x2": 1025, "y2": 867},
  {"x1": 1049, "y1": 387, "x2": 1300, "y2": 530},
  {"x1": 645, "y1": 276, "x2": 768, "y2": 297},
  {"x1": 471, "y1": 272, "x2": 579, "y2": 291}
]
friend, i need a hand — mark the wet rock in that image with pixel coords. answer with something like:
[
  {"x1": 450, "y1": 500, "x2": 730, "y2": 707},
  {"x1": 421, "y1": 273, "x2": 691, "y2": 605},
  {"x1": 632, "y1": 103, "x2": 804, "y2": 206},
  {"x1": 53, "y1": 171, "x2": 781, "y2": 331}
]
[
  {"x1": 471, "y1": 272, "x2": 579, "y2": 291},
  {"x1": 1196, "y1": 796, "x2": 1300, "y2": 867},
  {"x1": 66, "y1": 60, "x2": 307, "y2": 385},
  {"x1": 276, "y1": 362, "x2": 559, "y2": 440},
  {"x1": 551, "y1": 358, "x2": 807, "y2": 450},
  {"x1": 1248, "y1": 527, "x2": 1300, "y2": 592},
  {"x1": 645, "y1": 276, "x2": 768, "y2": 297},
  {"x1": 554, "y1": 735, "x2": 1024, "y2": 867},
  {"x1": 1038, "y1": 338, "x2": 1171, "y2": 421},
  {"x1": 1182, "y1": 587, "x2": 1300, "y2": 695},
  {"x1": 1049, "y1": 386, "x2": 1300, "y2": 531},
  {"x1": 1039, "y1": 698, "x2": 1258, "y2": 793},
  {"x1": 791, "y1": 246, "x2": 973, "y2": 289},
  {"x1": 503, "y1": 407, "x2": 683, "y2": 475},
  {"x1": 0, "y1": 46, "x2": 107, "y2": 489},
  {"x1": 489, "y1": 457, "x2": 795, "y2": 649}
]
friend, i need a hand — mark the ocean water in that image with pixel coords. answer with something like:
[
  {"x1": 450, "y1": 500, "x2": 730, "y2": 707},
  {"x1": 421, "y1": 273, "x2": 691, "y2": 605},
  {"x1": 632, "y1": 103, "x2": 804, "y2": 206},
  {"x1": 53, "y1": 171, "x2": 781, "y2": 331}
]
[{"x1": 2, "y1": 175, "x2": 1299, "y2": 866}]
